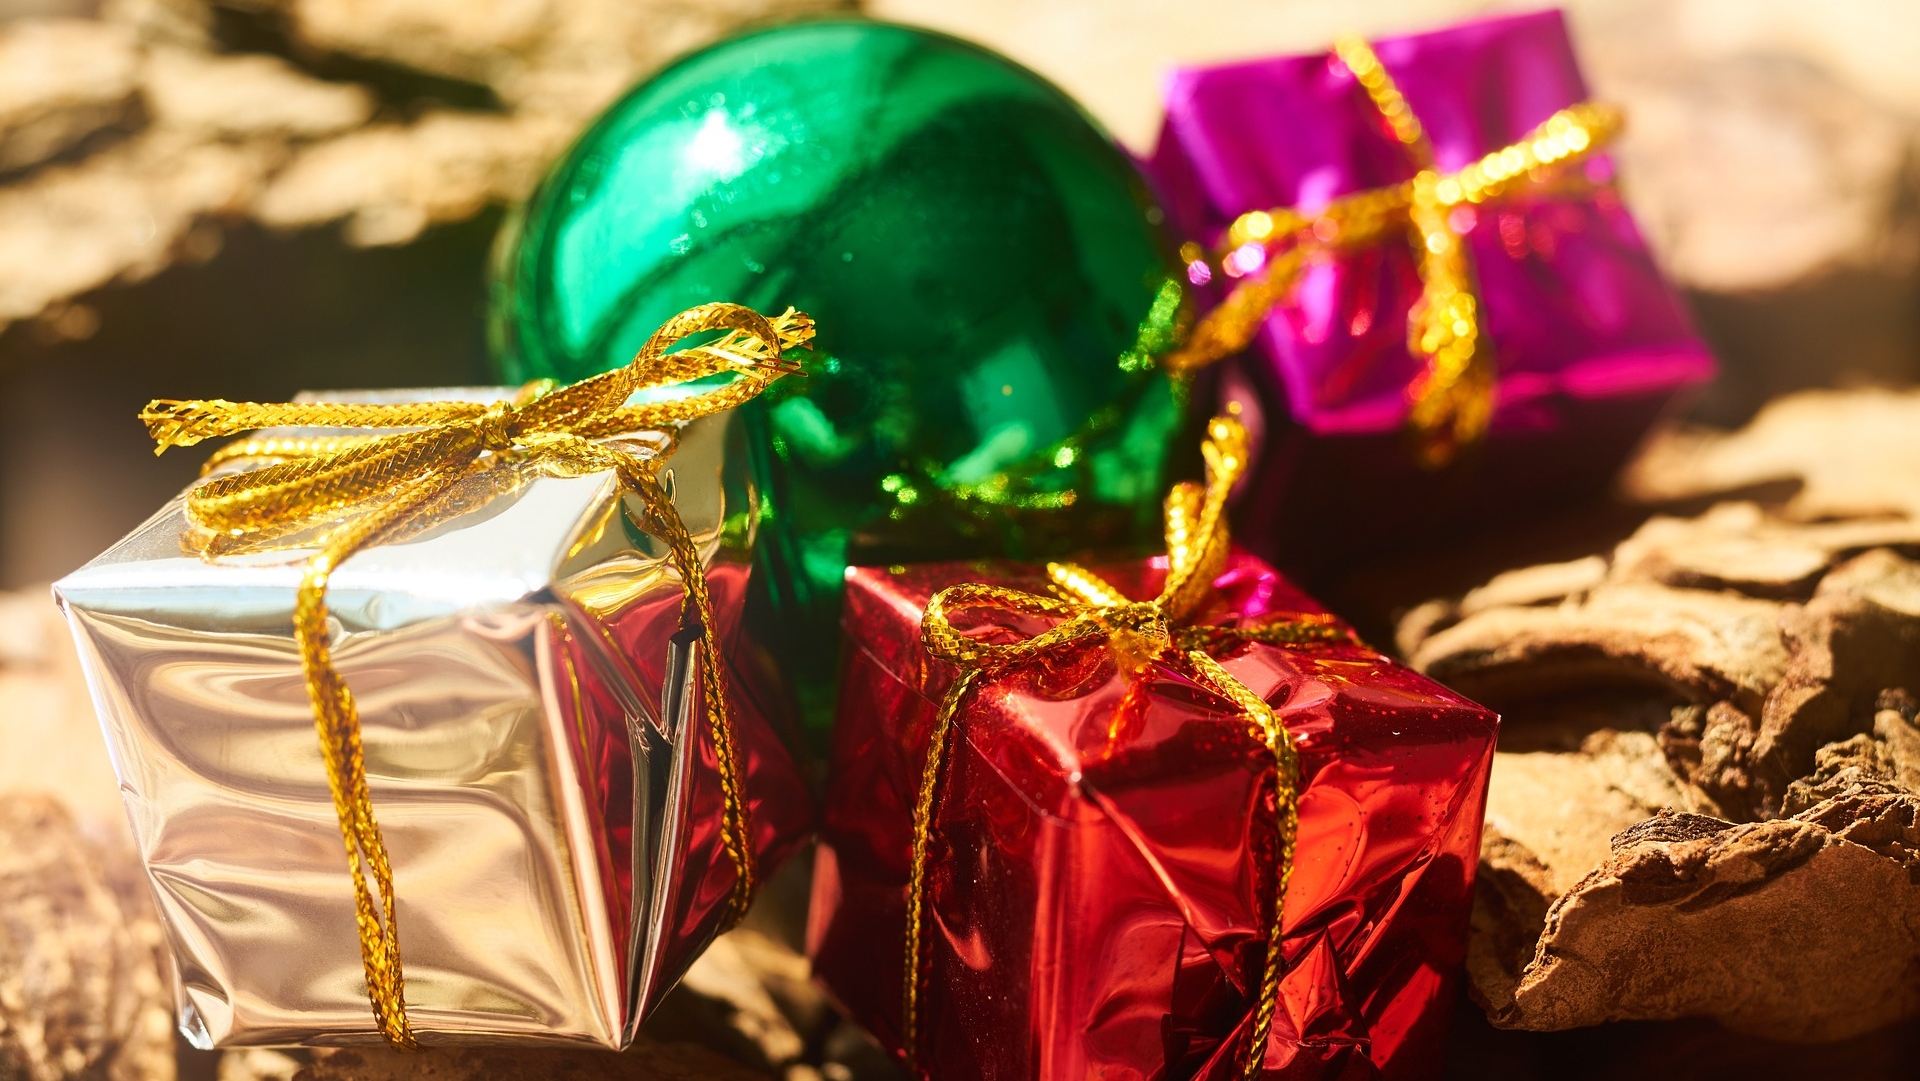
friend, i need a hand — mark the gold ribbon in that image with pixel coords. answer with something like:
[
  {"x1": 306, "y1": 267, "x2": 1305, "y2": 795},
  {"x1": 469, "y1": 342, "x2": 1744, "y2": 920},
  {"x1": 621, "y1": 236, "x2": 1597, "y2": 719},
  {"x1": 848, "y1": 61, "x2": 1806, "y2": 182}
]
[
  {"x1": 904, "y1": 415, "x2": 1354, "y2": 1079},
  {"x1": 141, "y1": 302, "x2": 814, "y2": 1050},
  {"x1": 1166, "y1": 36, "x2": 1623, "y2": 468}
]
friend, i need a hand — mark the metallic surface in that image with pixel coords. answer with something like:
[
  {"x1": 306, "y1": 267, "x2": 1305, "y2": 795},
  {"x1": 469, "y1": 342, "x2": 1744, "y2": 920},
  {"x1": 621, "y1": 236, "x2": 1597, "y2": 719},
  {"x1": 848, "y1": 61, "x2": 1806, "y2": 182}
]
[
  {"x1": 488, "y1": 19, "x2": 1186, "y2": 732},
  {"x1": 54, "y1": 398, "x2": 810, "y2": 1049},
  {"x1": 1149, "y1": 9, "x2": 1714, "y2": 437},
  {"x1": 811, "y1": 552, "x2": 1498, "y2": 1079},
  {"x1": 1163, "y1": 42, "x2": 1625, "y2": 467},
  {"x1": 1145, "y1": 9, "x2": 1718, "y2": 568}
]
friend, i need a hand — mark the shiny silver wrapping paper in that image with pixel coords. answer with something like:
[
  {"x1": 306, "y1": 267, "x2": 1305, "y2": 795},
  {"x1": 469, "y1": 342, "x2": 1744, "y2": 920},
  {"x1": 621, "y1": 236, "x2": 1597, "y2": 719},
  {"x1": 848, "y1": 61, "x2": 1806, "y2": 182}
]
[{"x1": 52, "y1": 394, "x2": 810, "y2": 1049}]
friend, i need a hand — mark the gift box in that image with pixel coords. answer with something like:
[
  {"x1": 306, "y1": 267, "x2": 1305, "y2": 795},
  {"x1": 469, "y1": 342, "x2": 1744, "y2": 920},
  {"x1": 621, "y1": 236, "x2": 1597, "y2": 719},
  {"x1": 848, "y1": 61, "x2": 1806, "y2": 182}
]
[
  {"x1": 1147, "y1": 9, "x2": 1716, "y2": 569},
  {"x1": 808, "y1": 417, "x2": 1498, "y2": 1079},
  {"x1": 53, "y1": 307, "x2": 813, "y2": 1049}
]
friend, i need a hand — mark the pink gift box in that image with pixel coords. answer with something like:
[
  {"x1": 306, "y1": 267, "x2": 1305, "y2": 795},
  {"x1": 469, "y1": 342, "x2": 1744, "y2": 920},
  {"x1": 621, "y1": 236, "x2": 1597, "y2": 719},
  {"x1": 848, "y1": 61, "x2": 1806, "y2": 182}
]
[{"x1": 1146, "y1": 9, "x2": 1715, "y2": 568}]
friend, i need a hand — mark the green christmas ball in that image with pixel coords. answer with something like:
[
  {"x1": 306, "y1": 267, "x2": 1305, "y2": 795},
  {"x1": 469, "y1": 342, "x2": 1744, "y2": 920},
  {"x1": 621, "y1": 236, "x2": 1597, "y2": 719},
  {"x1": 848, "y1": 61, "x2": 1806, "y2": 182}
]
[{"x1": 490, "y1": 19, "x2": 1185, "y2": 728}]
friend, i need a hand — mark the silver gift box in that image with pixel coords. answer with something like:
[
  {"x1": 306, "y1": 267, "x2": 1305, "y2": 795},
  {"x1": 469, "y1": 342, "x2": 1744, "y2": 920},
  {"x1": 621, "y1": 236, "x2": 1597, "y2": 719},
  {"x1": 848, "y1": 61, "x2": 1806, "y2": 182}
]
[{"x1": 53, "y1": 394, "x2": 806, "y2": 1049}]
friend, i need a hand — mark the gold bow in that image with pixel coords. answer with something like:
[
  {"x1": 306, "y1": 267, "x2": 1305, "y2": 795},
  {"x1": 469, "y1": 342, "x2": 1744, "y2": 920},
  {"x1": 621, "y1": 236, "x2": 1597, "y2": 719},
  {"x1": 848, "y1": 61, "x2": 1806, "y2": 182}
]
[
  {"x1": 905, "y1": 414, "x2": 1353, "y2": 1079},
  {"x1": 1165, "y1": 36, "x2": 1623, "y2": 468},
  {"x1": 141, "y1": 302, "x2": 814, "y2": 1050}
]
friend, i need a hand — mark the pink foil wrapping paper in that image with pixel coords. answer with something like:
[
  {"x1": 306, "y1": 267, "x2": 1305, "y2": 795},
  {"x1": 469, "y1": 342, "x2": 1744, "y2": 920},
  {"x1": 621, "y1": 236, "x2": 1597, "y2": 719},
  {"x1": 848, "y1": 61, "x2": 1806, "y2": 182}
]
[{"x1": 1147, "y1": 9, "x2": 1717, "y2": 566}]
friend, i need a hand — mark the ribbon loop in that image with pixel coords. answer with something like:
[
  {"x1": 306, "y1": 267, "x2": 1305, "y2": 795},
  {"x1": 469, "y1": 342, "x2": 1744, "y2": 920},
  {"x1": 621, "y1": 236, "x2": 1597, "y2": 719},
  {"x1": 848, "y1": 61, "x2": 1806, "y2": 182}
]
[
  {"x1": 1165, "y1": 36, "x2": 1622, "y2": 466},
  {"x1": 904, "y1": 414, "x2": 1353, "y2": 1079},
  {"x1": 141, "y1": 303, "x2": 812, "y2": 1050}
]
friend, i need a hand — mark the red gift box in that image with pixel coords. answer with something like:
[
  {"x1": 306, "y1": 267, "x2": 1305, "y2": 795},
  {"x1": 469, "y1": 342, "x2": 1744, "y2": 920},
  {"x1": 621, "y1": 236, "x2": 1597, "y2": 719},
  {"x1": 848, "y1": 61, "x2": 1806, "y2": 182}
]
[{"x1": 808, "y1": 419, "x2": 1499, "y2": 1079}]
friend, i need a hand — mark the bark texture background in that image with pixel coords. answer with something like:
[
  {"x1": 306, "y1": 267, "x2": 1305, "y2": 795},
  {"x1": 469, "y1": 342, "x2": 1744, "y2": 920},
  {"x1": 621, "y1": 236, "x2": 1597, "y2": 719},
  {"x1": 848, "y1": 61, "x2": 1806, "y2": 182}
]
[
  {"x1": 0, "y1": 1, "x2": 1917, "y2": 1079},
  {"x1": 1400, "y1": 389, "x2": 1920, "y2": 1046}
]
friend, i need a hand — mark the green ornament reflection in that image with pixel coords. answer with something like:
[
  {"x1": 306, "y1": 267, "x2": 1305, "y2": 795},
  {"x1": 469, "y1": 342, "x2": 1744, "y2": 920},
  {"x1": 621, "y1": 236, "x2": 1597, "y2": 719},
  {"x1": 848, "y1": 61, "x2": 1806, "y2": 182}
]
[{"x1": 490, "y1": 19, "x2": 1185, "y2": 732}]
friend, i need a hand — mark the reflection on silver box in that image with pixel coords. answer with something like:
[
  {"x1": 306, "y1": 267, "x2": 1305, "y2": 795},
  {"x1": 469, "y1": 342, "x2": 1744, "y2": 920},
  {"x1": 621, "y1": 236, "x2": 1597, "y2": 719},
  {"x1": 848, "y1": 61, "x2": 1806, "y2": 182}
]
[{"x1": 54, "y1": 398, "x2": 810, "y2": 1049}]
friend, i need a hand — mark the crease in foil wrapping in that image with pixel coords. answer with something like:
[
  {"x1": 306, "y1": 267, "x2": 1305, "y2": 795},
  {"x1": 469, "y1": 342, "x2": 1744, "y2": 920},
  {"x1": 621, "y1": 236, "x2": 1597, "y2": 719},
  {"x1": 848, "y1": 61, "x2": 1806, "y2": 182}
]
[
  {"x1": 809, "y1": 552, "x2": 1499, "y2": 1079},
  {"x1": 52, "y1": 391, "x2": 811, "y2": 1050}
]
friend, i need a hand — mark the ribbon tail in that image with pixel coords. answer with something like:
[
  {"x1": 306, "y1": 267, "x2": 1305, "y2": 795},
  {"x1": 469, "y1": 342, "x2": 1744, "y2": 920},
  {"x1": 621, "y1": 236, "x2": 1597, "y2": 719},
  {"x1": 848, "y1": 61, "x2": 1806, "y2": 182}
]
[
  {"x1": 142, "y1": 398, "x2": 239, "y2": 454},
  {"x1": 1187, "y1": 650, "x2": 1298, "y2": 1081},
  {"x1": 903, "y1": 667, "x2": 977, "y2": 1071},
  {"x1": 610, "y1": 449, "x2": 757, "y2": 927},
  {"x1": 1402, "y1": 182, "x2": 1496, "y2": 469},
  {"x1": 1159, "y1": 415, "x2": 1249, "y2": 619},
  {"x1": 294, "y1": 467, "x2": 468, "y2": 1053}
]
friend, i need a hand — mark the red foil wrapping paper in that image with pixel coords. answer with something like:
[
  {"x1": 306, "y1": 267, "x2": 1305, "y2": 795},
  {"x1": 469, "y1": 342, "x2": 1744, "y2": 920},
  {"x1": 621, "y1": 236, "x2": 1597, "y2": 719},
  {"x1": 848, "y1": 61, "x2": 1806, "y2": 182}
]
[{"x1": 809, "y1": 552, "x2": 1497, "y2": 1079}]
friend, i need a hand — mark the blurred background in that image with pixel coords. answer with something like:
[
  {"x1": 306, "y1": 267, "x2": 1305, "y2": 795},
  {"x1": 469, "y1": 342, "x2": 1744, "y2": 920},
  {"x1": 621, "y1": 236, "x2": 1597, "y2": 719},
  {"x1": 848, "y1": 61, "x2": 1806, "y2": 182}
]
[
  {"x1": 3, "y1": 3, "x2": 1919, "y2": 1080},
  {"x1": 0, "y1": 0, "x2": 1916, "y2": 590}
]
